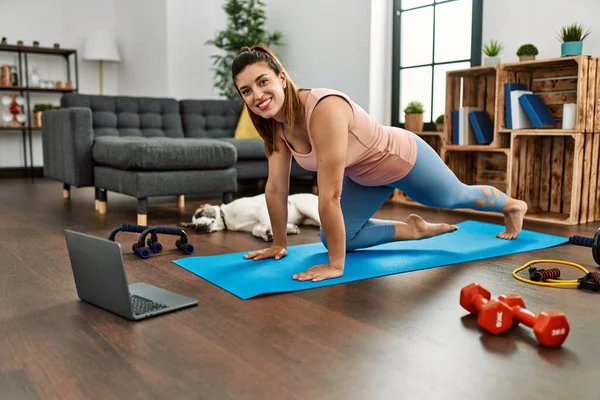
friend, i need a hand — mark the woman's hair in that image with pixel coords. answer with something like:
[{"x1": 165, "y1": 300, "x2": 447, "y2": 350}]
[{"x1": 231, "y1": 44, "x2": 304, "y2": 156}]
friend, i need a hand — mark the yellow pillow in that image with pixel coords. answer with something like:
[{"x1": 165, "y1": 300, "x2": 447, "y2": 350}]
[{"x1": 234, "y1": 106, "x2": 262, "y2": 139}]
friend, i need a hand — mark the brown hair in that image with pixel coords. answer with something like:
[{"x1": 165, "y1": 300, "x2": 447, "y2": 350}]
[{"x1": 231, "y1": 44, "x2": 304, "y2": 156}]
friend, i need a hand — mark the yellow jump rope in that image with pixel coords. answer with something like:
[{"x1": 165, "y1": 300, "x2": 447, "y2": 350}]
[{"x1": 512, "y1": 232, "x2": 600, "y2": 291}]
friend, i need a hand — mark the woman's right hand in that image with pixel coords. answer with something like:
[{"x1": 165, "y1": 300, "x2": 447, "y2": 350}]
[{"x1": 244, "y1": 245, "x2": 287, "y2": 261}]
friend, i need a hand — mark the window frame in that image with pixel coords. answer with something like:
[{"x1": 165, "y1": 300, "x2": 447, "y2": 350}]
[{"x1": 391, "y1": 0, "x2": 484, "y2": 131}]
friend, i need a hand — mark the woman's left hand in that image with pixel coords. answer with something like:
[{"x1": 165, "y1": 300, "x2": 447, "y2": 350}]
[{"x1": 292, "y1": 263, "x2": 343, "y2": 282}]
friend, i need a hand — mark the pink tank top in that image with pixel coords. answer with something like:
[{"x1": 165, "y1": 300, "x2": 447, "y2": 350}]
[{"x1": 277, "y1": 88, "x2": 417, "y2": 187}]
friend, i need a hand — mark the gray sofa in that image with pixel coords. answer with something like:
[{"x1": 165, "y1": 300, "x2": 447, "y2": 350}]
[{"x1": 41, "y1": 93, "x2": 313, "y2": 225}]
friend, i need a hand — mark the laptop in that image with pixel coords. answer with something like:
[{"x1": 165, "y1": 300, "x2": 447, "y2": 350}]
[{"x1": 64, "y1": 229, "x2": 198, "y2": 321}]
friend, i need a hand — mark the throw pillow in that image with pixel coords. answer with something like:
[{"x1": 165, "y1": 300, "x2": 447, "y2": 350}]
[{"x1": 234, "y1": 106, "x2": 262, "y2": 139}]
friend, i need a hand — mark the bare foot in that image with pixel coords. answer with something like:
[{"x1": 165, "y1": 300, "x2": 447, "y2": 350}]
[
  {"x1": 497, "y1": 198, "x2": 528, "y2": 239},
  {"x1": 403, "y1": 214, "x2": 458, "y2": 240}
]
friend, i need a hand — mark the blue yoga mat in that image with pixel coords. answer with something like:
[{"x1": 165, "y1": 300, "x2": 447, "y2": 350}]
[{"x1": 172, "y1": 220, "x2": 568, "y2": 300}]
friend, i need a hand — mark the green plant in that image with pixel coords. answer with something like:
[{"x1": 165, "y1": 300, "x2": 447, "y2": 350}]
[
  {"x1": 32, "y1": 40, "x2": 39, "y2": 46},
  {"x1": 482, "y1": 39, "x2": 503, "y2": 57},
  {"x1": 33, "y1": 104, "x2": 60, "y2": 113},
  {"x1": 404, "y1": 101, "x2": 425, "y2": 114},
  {"x1": 206, "y1": 0, "x2": 284, "y2": 99},
  {"x1": 558, "y1": 23, "x2": 591, "y2": 42},
  {"x1": 516, "y1": 43, "x2": 538, "y2": 56},
  {"x1": 435, "y1": 114, "x2": 444, "y2": 124}
]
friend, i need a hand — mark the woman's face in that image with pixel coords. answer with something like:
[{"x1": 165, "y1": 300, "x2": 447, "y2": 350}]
[{"x1": 235, "y1": 62, "x2": 286, "y2": 120}]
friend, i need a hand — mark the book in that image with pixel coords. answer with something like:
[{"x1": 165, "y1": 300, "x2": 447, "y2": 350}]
[
  {"x1": 518, "y1": 94, "x2": 557, "y2": 128},
  {"x1": 504, "y1": 83, "x2": 528, "y2": 129},
  {"x1": 510, "y1": 90, "x2": 533, "y2": 129},
  {"x1": 468, "y1": 110, "x2": 494, "y2": 144}
]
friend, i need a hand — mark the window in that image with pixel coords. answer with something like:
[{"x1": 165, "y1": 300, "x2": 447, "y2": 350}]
[{"x1": 392, "y1": 0, "x2": 483, "y2": 130}]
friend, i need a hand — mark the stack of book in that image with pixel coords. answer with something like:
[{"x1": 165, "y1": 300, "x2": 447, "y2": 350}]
[{"x1": 504, "y1": 82, "x2": 557, "y2": 129}]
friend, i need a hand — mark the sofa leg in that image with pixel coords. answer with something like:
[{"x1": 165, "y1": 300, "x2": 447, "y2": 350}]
[
  {"x1": 178, "y1": 194, "x2": 185, "y2": 209},
  {"x1": 137, "y1": 197, "x2": 148, "y2": 226},
  {"x1": 222, "y1": 192, "x2": 234, "y2": 204},
  {"x1": 94, "y1": 187, "x2": 100, "y2": 210},
  {"x1": 97, "y1": 188, "x2": 107, "y2": 215},
  {"x1": 63, "y1": 183, "x2": 70, "y2": 199}
]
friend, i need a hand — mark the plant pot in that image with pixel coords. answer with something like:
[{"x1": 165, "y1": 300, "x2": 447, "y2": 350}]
[
  {"x1": 561, "y1": 41, "x2": 583, "y2": 56},
  {"x1": 34, "y1": 111, "x2": 42, "y2": 128},
  {"x1": 404, "y1": 113, "x2": 423, "y2": 132},
  {"x1": 436, "y1": 123, "x2": 444, "y2": 132},
  {"x1": 519, "y1": 55, "x2": 536, "y2": 62},
  {"x1": 484, "y1": 56, "x2": 501, "y2": 66}
]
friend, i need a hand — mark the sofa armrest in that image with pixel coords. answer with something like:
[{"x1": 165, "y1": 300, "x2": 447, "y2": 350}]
[{"x1": 41, "y1": 107, "x2": 95, "y2": 187}]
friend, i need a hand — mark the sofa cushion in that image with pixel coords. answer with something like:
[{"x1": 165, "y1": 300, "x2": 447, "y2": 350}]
[
  {"x1": 61, "y1": 94, "x2": 184, "y2": 139},
  {"x1": 92, "y1": 137, "x2": 236, "y2": 171},
  {"x1": 219, "y1": 138, "x2": 265, "y2": 160},
  {"x1": 180, "y1": 99, "x2": 242, "y2": 139}
]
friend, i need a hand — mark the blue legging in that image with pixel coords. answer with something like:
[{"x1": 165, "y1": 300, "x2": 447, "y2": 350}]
[{"x1": 320, "y1": 133, "x2": 508, "y2": 251}]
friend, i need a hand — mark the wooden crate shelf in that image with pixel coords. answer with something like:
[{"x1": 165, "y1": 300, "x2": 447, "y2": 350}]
[
  {"x1": 443, "y1": 65, "x2": 499, "y2": 147},
  {"x1": 509, "y1": 131, "x2": 585, "y2": 225},
  {"x1": 496, "y1": 56, "x2": 598, "y2": 134},
  {"x1": 388, "y1": 56, "x2": 600, "y2": 225}
]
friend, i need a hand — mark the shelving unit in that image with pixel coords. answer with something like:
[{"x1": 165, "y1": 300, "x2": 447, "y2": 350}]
[
  {"x1": 389, "y1": 55, "x2": 600, "y2": 226},
  {"x1": 0, "y1": 43, "x2": 78, "y2": 176}
]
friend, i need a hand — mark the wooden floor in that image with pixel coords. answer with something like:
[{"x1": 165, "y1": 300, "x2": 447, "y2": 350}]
[{"x1": 1, "y1": 178, "x2": 600, "y2": 399}]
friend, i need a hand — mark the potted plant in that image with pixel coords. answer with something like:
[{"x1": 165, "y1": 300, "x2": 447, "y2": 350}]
[
  {"x1": 53, "y1": 43, "x2": 60, "y2": 49},
  {"x1": 517, "y1": 43, "x2": 538, "y2": 61},
  {"x1": 32, "y1": 40, "x2": 39, "y2": 47},
  {"x1": 33, "y1": 104, "x2": 59, "y2": 127},
  {"x1": 482, "y1": 39, "x2": 503, "y2": 65},
  {"x1": 435, "y1": 114, "x2": 444, "y2": 131},
  {"x1": 205, "y1": 0, "x2": 284, "y2": 99},
  {"x1": 1, "y1": 37, "x2": 7, "y2": 45},
  {"x1": 16, "y1": 40, "x2": 23, "y2": 46},
  {"x1": 558, "y1": 23, "x2": 591, "y2": 56},
  {"x1": 404, "y1": 101, "x2": 425, "y2": 132}
]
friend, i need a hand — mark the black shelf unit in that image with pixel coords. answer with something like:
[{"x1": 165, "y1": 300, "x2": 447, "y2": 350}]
[{"x1": 0, "y1": 43, "x2": 79, "y2": 177}]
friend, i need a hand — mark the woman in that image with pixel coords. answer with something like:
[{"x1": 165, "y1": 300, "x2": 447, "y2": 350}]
[{"x1": 232, "y1": 45, "x2": 527, "y2": 283}]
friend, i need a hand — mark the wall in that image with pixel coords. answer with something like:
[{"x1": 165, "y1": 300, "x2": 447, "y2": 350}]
[
  {"x1": 369, "y1": 0, "x2": 393, "y2": 125},
  {"x1": 166, "y1": 0, "x2": 227, "y2": 99},
  {"x1": 482, "y1": 0, "x2": 600, "y2": 63},
  {"x1": 115, "y1": 0, "x2": 169, "y2": 97},
  {"x1": 267, "y1": 0, "x2": 372, "y2": 111},
  {"x1": 0, "y1": 0, "x2": 118, "y2": 168}
]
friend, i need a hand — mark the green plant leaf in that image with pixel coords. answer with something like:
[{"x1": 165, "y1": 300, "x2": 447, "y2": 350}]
[{"x1": 482, "y1": 39, "x2": 503, "y2": 57}]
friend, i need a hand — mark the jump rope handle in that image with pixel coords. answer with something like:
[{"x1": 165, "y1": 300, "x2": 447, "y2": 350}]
[{"x1": 528, "y1": 266, "x2": 561, "y2": 281}]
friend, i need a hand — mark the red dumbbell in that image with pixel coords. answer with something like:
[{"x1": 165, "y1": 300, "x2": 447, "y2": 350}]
[
  {"x1": 460, "y1": 283, "x2": 514, "y2": 335},
  {"x1": 497, "y1": 293, "x2": 570, "y2": 348}
]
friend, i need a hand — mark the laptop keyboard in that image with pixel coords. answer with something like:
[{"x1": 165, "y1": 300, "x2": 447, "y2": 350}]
[{"x1": 129, "y1": 294, "x2": 169, "y2": 315}]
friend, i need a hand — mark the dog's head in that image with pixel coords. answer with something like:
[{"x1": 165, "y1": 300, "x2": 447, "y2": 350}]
[{"x1": 189, "y1": 204, "x2": 224, "y2": 233}]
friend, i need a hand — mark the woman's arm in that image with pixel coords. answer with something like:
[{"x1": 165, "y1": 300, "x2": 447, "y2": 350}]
[
  {"x1": 264, "y1": 133, "x2": 293, "y2": 248},
  {"x1": 245, "y1": 132, "x2": 292, "y2": 261},
  {"x1": 309, "y1": 96, "x2": 353, "y2": 270}
]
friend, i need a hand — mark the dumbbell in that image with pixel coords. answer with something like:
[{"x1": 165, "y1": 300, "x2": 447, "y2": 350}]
[
  {"x1": 497, "y1": 293, "x2": 569, "y2": 348},
  {"x1": 459, "y1": 283, "x2": 515, "y2": 335},
  {"x1": 569, "y1": 227, "x2": 600, "y2": 266}
]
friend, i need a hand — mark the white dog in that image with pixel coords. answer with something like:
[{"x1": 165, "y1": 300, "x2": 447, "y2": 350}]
[{"x1": 180, "y1": 193, "x2": 321, "y2": 241}]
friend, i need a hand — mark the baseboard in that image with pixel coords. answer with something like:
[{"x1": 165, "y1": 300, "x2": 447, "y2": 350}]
[{"x1": 0, "y1": 167, "x2": 44, "y2": 178}]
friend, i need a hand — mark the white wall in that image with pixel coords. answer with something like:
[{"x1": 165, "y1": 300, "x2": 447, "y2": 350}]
[
  {"x1": 267, "y1": 0, "x2": 372, "y2": 111},
  {"x1": 369, "y1": 0, "x2": 393, "y2": 125},
  {"x1": 0, "y1": 0, "x2": 118, "y2": 168},
  {"x1": 482, "y1": 0, "x2": 600, "y2": 63},
  {"x1": 166, "y1": 0, "x2": 227, "y2": 99},
  {"x1": 115, "y1": 0, "x2": 169, "y2": 97}
]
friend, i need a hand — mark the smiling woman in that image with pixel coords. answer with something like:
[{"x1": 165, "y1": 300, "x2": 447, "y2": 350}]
[{"x1": 229, "y1": 44, "x2": 527, "y2": 283}]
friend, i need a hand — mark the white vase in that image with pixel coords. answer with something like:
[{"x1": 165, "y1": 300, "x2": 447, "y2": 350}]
[
  {"x1": 484, "y1": 56, "x2": 501, "y2": 66},
  {"x1": 562, "y1": 103, "x2": 576, "y2": 129}
]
